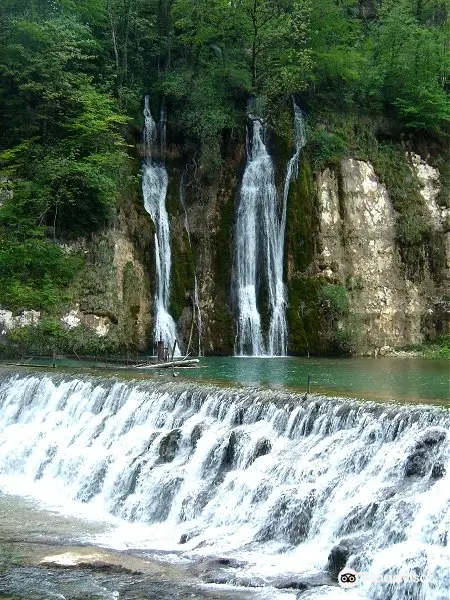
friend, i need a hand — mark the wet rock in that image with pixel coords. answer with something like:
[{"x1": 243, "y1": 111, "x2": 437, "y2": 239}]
[
  {"x1": 327, "y1": 535, "x2": 367, "y2": 581},
  {"x1": 431, "y1": 462, "x2": 446, "y2": 479},
  {"x1": 222, "y1": 431, "x2": 241, "y2": 467},
  {"x1": 190, "y1": 424, "x2": 203, "y2": 449},
  {"x1": 253, "y1": 438, "x2": 272, "y2": 459},
  {"x1": 70, "y1": 561, "x2": 142, "y2": 575},
  {"x1": 179, "y1": 488, "x2": 212, "y2": 521},
  {"x1": 301, "y1": 402, "x2": 321, "y2": 436},
  {"x1": 234, "y1": 407, "x2": 245, "y2": 425},
  {"x1": 405, "y1": 450, "x2": 428, "y2": 477},
  {"x1": 144, "y1": 476, "x2": 183, "y2": 522},
  {"x1": 178, "y1": 526, "x2": 202, "y2": 545},
  {"x1": 244, "y1": 437, "x2": 272, "y2": 468},
  {"x1": 228, "y1": 575, "x2": 266, "y2": 588},
  {"x1": 194, "y1": 555, "x2": 247, "y2": 586},
  {"x1": 338, "y1": 502, "x2": 379, "y2": 535},
  {"x1": 404, "y1": 428, "x2": 446, "y2": 478},
  {"x1": 201, "y1": 432, "x2": 243, "y2": 481},
  {"x1": 274, "y1": 580, "x2": 308, "y2": 590},
  {"x1": 334, "y1": 404, "x2": 352, "y2": 420},
  {"x1": 158, "y1": 429, "x2": 181, "y2": 463},
  {"x1": 202, "y1": 572, "x2": 231, "y2": 585},
  {"x1": 208, "y1": 557, "x2": 244, "y2": 569},
  {"x1": 419, "y1": 428, "x2": 446, "y2": 446},
  {"x1": 75, "y1": 462, "x2": 109, "y2": 502},
  {"x1": 327, "y1": 544, "x2": 350, "y2": 580},
  {"x1": 255, "y1": 491, "x2": 316, "y2": 544},
  {"x1": 257, "y1": 572, "x2": 332, "y2": 592},
  {"x1": 35, "y1": 446, "x2": 57, "y2": 480}
]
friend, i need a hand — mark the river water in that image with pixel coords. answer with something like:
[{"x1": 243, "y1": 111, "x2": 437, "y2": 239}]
[
  {"x1": 0, "y1": 367, "x2": 448, "y2": 599},
  {"x1": 175, "y1": 357, "x2": 449, "y2": 405}
]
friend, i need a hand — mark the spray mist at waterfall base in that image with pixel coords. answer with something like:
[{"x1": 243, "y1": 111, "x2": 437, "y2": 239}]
[{"x1": 0, "y1": 369, "x2": 448, "y2": 600}]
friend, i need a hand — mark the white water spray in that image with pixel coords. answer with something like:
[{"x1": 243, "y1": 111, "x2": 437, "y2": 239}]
[
  {"x1": 142, "y1": 96, "x2": 179, "y2": 354},
  {"x1": 235, "y1": 120, "x2": 274, "y2": 356},
  {"x1": 235, "y1": 102, "x2": 306, "y2": 356},
  {"x1": 268, "y1": 101, "x2": 307, "y2": 355},
  {"x1": 0, "y1": 370, "x2": 448, "y2": 600}
]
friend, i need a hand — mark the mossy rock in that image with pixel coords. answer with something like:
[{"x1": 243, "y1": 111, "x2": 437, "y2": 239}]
[
  {"x1": 209, "y1": 163, "x2": 239, "y2": 354},
  {"x1": 287, "y1": 276, "x2": 328, "y2": 355},
  {"x1": 170, "y1": 229, "x2": 195, "y2": 322},
  {"x1": 286, "y1": 155, "x2": 319, "y2": 273}
]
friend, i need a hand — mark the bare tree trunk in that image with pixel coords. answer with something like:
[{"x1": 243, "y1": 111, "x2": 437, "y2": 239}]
[{"x1": 107, "y1": 1, "x2": 120, "y2": 93}]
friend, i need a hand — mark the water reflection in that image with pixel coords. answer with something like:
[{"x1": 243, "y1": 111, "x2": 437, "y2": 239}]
[{"x1": 178, "y1": 357, "x2": 449, "y2": 404}]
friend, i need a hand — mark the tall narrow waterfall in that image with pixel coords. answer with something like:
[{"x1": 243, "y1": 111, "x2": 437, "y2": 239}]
[
  {"x1": 142, "y1": 96, "x2": 178, "y2": 354},
  {"x1": 268, "y1": 101, "x2": 307, "y2": 355},
  {"x1": 1, "y1": 370, "x2": 448, "y2": 599},
  {"x1": 235, "y1": 102, "x2": 306, "y2": 356},
  {"x1": 235, "y1": 119, "x2": 273, "y2": 356}
]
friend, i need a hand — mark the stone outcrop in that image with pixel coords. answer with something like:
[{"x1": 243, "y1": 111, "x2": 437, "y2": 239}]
[
  {"x1": 317, "y1": 158, "x2": 445, "y2": 353},
  {"x1": 0, "y1": 309, "x2": 40, "y2": 333},
  {"x1": 1, "y1": 139, "x2": 446, "y2": 356}
]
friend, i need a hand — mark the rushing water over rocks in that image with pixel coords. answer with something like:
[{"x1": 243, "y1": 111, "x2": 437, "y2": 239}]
[
  {"x1": 0, "y1": 370, "x2": 449, "y2": 599},
  {"x1": 235, "y1": 104, "x2": 306, "y2": 357},
  {"x1": 142, "y1": 96, "x2": 179, "y2": 354}
]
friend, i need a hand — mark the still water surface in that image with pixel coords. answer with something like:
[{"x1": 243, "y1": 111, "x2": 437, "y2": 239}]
[
  {"x1": 174, "y1": 356, "x2": 449, "y2": 404},
  {"x1": 2, "y1": 355, "x2": 448, "y2": 404}
]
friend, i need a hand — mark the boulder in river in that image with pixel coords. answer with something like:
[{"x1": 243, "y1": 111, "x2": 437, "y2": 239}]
[{"x1": 158, "y1": 429, "x2": 182, "y2": 463}]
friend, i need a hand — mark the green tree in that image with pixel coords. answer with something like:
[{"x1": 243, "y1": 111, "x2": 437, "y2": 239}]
[
  {"x1": 367, "y1": 0, "x2": 449, "y2": 131},
  {"x1": 240, "y1": 0, "x2": 312, "y2": 96},
  {"x1": 0, "y1": 6, "x2": 128, "y2": 310},
  {"x1": 308, "y1": 0, "x2": 363, "y2": 105}
]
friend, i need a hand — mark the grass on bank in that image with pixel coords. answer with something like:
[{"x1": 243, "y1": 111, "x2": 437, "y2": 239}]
[{"x1": 396, "y1": 334, "x2": 450, "y2": 359}]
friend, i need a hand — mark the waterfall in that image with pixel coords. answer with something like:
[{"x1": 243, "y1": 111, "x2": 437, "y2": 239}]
[
  {"x1": 160, "y1": 105, "x2": 167, "y2": 157},
  {"x1": 142, "y1": 96, "x2": 179, "y2": 355},
  {"x1": 235, "y1": 120, "x2": 274, "y2": 356},
  {"x1": 235, "y1": 102, "x2": 306, "y2": 356},
  {"x1": 180, "y1": 171, "x2": 203, "y2": 355},
  {"x1": 268, "y1": 101, "x2": 307, "y2": 356},
  {"x1": 0, "y1": 370, "x2": 448, "y2": 599}
]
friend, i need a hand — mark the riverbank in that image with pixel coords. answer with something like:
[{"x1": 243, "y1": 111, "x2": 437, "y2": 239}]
[
  {"x1": 382, "y1": 334, "x2": 450, "y2": 359},
  {"x1": 0, "y1": 493, "x2": 277, "y2": 600}
]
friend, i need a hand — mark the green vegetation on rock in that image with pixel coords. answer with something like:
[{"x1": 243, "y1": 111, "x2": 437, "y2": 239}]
[
  {"x1": 286, "y1": 156, "x2": 318, "y2": 274},
  {"x1": 396, "y1": 334, "x2": 450, "y2": 360},
  {"x1": 0, "y1": 0, "x2": 447, "y2": 355}
]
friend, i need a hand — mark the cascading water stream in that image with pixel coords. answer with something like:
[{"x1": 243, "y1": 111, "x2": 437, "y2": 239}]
[
  {"x1": 0, "y1": 370, "x2": 448, "y2": 600},
  {"x1": 268, "y1": 102, "x2": 307, "y2": 356},
  {"x1": 235, "y1": 120, "x2": 275, "y2": 356},
  {"x1": 180, "y1": 170, "x2": 203, "y2": 355},
  {"x1": 142, "y1": 96, "x2": 179, "y2": 354},
  {"x1": 160, "y1": 105, "x2": 167, "y2": 157},
  {"x1": 235, "y1": 102, "x2": 306, "y2": 356}
]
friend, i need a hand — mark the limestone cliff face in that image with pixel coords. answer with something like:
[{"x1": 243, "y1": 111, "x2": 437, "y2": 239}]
[
  {"x1": 2, "y1": 141, "x2": 446, "y2": 358},
  {"x1": 316, "y1": 158, "x2": 447, "y2": 353},
  {"x1": 166, "y1": 152, "x2": 242, "y2": 355},
  {"x1": 56, "y1": 191, "x2": 154, "y2": 352},
  {"x1": 71, "y1": 150, "x2": 445, "y2": 356}
]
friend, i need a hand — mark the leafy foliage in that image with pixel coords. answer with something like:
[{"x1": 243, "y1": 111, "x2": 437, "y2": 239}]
[
  {"x1": 366, "y1": 0, "x2": 449, "y2": 132},
  {"x1": 0, "y1": 4, "x2": 128, "y2": 310},
  {"x1": 0, "y1": 0, "x2": 447, "y2": 337},
  {"x1": 318, "y1": 284, "x2": 349, "y2": 317}
]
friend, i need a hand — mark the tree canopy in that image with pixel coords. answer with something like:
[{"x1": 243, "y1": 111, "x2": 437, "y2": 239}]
[{"x1": 0, "y1": 0, "x2": 448, "y2": 309}]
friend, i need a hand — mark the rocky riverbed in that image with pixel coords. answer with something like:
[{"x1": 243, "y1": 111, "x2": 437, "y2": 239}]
[{"x1": 0, "y1": 492, "x2": 298, "y2": 600}]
